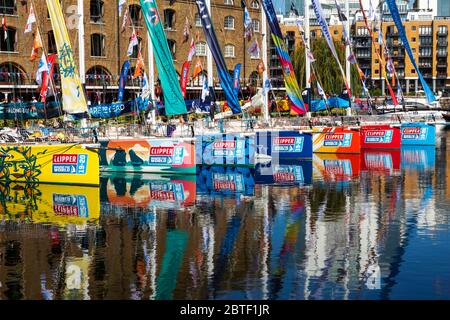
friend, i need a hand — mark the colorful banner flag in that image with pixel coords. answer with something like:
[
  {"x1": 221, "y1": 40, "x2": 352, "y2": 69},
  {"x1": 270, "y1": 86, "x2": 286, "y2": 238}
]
[
  {"x1": 40, "y1": 54, "x2": 57, "y2": 102},
  {"x1": 2, "y1": 17, "x2": 7, "y2": 40},
  {"x1": 141, "y1": 72, "x2": 150, "y2": 99},
  {"x1": 24, "y1": 4, "x2": 36, "y2": 33},
  {"x1": 187, "y1": 38, "x2": 196, "y2": 62},
  {"x1": 134, "y1": 49, "x2": 145, "y2": 78},
  {"x1": 36, "y1": 53, "x2": 49, "y2": 86},
  {"x1": 46, "y1": 0, "x2": 87, "y2": 114},
  {"x1": 180, "y1": 61, "x2": 190, "y2": 98},
  {"x1": 385, "y1": 0, "x2": 436, "y2": 103},
  {"x1": 233, "y1": 63, "x2": 241, "y2": 97},
  {"x1": 118, "y1": 60, "x2": 130, "y2": 102},
  {"x1": 196, "y1": 0, "x2": 242, "y2": 114},
  {"x1": 358, "y1": 0, "x2": 398, "y2": 106},
  {"x1": 247, "y1": 40, "x2": 260, "y2": 57},
  {"x1": 119, "y1": 0, "x2": 127, "y2": 17},
  {"x1": 312, "y1": 0, "x2": 351, "y2": 98},
  {"x1": 183, "y1": 17, "x2": 190, "y2": 43},
  {"x1": 193, "y1": 58, "x2": 203, "y2": 79},
  {"x1": 201, "y1": 77, "x2": 209, "y2": 102},
  {"x1": 243, "y1": 3, "x2": 253, "y2": 41},
  {"x1": 30, "y1": 30, "x2": 43, "y2": 61},
  {"x1": 127, "y1": 30, "x2": 138, "y2": 56},
  {"x1": 261, "y1": 0, "x2": 306, "y2": 115},
  {"x1": 141, "y1": 0, "x2": 187, "y2": 115},
  {"x1": 121, "y1": 7, "x2": 129, "y2": 32}
]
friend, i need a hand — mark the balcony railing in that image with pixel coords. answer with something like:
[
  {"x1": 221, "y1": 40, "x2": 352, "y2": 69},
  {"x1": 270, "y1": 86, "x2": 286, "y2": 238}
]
[
  {"x1": 437, "y1": 51, "x2": 448, "y2": 58},
  {"x1": 437, "y1": 30, "x2": 448, "y2": 36},
  {"x1": 437, "y1": 41, "x2": 448, "y2": 47},
  {"x1": 437, "y1": 63, "x2": 447, "y2": 69}
]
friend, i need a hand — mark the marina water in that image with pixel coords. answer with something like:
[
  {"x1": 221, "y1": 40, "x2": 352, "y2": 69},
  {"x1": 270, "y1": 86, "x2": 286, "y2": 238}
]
[{"x1": 0, "y1": 130, "x2": 449, "y2": 300}]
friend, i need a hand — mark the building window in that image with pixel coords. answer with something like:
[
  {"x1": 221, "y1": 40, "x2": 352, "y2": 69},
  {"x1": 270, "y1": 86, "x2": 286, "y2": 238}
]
[
  {"x1": 167, "y1": 39, "x2": 176, "y2": 59},
  {"x1": 195, "y1": 13, "x2": 202, "y2": 27},
  {"x1": 224, "y1": 0, "x2": 234, "y2": 5},
  {"x1": 0, "y1": 63, "x2": 24, "y2": 84},
  {"x1": 0, "y1": 0, "x2": 16, "y2": 15},
  {"x1": 129, "y1": 4, "x2": 142, "y2": 27},
  {"x1": 164, "y1": 9, "x2": 176, "y2": 30},
  {"x1": 224, "y1": 44, "x2": 235, "y2": 58},
  {"x1": 252, "y1": 19, "x2": 260, "y2": 33},
  {"x1": 334, "y1": 30, "x2": 338, "y2": 35},
  {"x1": 0, "y1": 27, "x2": 16, "y2": 52},
  {"x1": 419, "y1": 26, "x2": 432, "y2": 35},
  {"x1": 90, "y1": 0, "x2": 104, "y2": 23},
  {"x1": 412, "y1": 26, "x2": 416, "y2": 31},
  {"x1": 251, "y1": 0, "x2": 259, "y2": 9},
  {"x1": 91, "y1": 33, "x2": 105, "y2": 57},
  {"x1": 412, "y1": 37, "x2": 416, "y2": 42},
  {"x1": 48, "y1": 31, "x2": 57, "y2": 54},
  {"x1": 224, "y1": 16, "x2": 235, "y2": 30},
  {"x1": 411, "y1": 69, "x2": 416, "y2": 73},
  {"x1": 86, "y1": 66, "x2": 111, "y2": 86},
  {"x1": 196, "y1": 41, "x2": 207, "y2": 56}
]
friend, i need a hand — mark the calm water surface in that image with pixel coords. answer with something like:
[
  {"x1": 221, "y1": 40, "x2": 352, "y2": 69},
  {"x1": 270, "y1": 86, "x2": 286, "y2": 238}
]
[{"x1": 1, "y1": 130, "x2": 450, "y2": 300}]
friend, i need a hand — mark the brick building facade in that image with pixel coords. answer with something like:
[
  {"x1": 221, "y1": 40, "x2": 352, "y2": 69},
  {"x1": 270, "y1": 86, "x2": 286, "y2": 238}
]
[{"x1": 0, "y1": 0, "x2": 264, "y2": 103}]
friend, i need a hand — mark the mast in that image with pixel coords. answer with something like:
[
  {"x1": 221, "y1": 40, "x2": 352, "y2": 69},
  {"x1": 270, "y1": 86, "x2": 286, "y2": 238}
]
[
  {"x1": 261, "y1": 5, "x2": 269, "y2": 122},
  {"x1": 147, "y1": 33, "x2": 156, "y2": 125},
  {"x1": 205, "y1": 0, "x2": 214, "y2": 88},
  {"x1": 305, "y1": 0, "x2": 311, "y2": 90},
  {"x1": 345, "y1": 0, "x2": 350, "y2": 92},
  {"x1": 78, "y1": 0, "x2": 86, "y2": 85}
]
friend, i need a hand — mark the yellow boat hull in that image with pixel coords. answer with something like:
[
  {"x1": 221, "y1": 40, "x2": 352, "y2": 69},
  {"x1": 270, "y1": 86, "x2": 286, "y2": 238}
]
[{"x1": 0, "y1": 144, "x2": 99, "y2": 186}]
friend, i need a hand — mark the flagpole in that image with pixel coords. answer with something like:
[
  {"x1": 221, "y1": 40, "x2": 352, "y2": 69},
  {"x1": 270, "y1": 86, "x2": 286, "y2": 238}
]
[
  {"x1": 206, "y1": 0, "x2": 214, "y2": 90},
  {"x1": 147, "y1": 33, "x2": 155, "y2": 101},
  {"x1": 261, "y1": 4, "x2": 269, "y2": 122},
  {"x1": 78, "y1": 0, "x2": 86, "y2": 85},
  {"x1": 345, "y1": 0, "x2": 351, "y2": 96},
  {"x1": 305, "y1": 0, "x2": 311, "y2": 90}
]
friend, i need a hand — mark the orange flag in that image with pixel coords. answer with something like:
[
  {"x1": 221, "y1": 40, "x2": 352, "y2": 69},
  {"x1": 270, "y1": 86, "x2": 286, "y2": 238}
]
[
  {"x1": 30, "y1": 30, "x2": 42, "y2": 61},
  {"x1": 133, "y1": 49, "x2": 145, "y2": 78},
  {"x1": 193, "y1": 58, "x2": 203, "y2": 79}
]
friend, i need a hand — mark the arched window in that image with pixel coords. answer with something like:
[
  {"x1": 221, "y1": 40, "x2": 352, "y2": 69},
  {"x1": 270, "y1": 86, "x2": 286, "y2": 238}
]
[
  {"x1": 196, "y1": 42, "x2": 207, "y2": 56},
  {"x1": 0, "y1": 27, "x2": 16, "y2": 52},
  {"x1": 224, "y1": 16, "x2": 235, "y2": 30},
  {"x1": 48, "y1": 31, "x2": 57, "y2": 54},
  {"x1": 91, "y1": 33, "x2": 106, "y2": 57},
  {"x1": 0, "y1": 0, "x2": 16, "y2": 15},
  {"x1": 86, "y1": 65, "x2": 111, "y2": 85},
  {"x1": 224, "y1": 0, "x2": 234, "y2": 5},
  {"x1": 0, "y1": 62, "x2": 26, "y2": 84},
  {"x1": 129, "y1": 4, "x2": 142, "y2": 27},
  {"x1": 252, "y1": 19, "x2": 260, "y2": 33},
  {"x1": 224, "y1": 44, "x2": 235, "y2": 58},
  {"x1": 131, "y1": 36, "x2": 142, "y2": 58},
  {"x1": 167, "y1": 39, "x2": 176, "y2": 59},
  {"x1": 195, "y1": 13, "x2": 202, "y2": 27},
  {"x1": 90, "y1": 0, "x2": 104, "y2": 23},
  {"x1": 251, "y1": 0, "x2": 259, "y2": 9},
  {"x1": 164, "y1": 9, "x2": 176, "y2": 30}
]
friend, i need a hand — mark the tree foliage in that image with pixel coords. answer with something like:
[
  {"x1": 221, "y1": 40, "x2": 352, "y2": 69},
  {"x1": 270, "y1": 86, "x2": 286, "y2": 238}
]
[{"x1": 292, "y1": 38, "x2": 362, "y2": 98}]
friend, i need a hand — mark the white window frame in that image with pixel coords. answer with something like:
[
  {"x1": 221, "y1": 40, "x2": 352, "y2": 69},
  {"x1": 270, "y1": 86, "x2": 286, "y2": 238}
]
[
  {"x1": 195, "y1": 13, "x2": 202, "y2": 27},
  {"x1": 224, "y1": 44, "x2": 235, "y2": 58},
  {"x1": 224, "y1": 16, "x2": 235, "y2": 30},
  {"x1": 196, "y1": 42, "x2": 207, "y2": 56},
  {"x1": 251, "y1": 0, "x2": 259, "y2": 9},
  {"x1": 252, "y1": 19, "x2": 260, "y2": 33},
  {"x1": 224, "y1": 0, "x2": 234, "y2": 5}
]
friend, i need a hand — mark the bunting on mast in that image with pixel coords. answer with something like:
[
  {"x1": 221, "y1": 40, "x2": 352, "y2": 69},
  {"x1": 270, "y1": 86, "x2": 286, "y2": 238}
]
[
  {"x1": 261, "y1": 0, "x2": 306, "y2": 115},
  {"x1": 311, "y1": 0, "x2": 352, "y2": 98}
]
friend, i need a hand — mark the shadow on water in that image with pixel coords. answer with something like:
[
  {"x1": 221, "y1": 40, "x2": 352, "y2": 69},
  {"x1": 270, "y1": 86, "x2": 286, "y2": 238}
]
[{"x1": 0, "y1": 130, "x2": 449, "y2": 299}]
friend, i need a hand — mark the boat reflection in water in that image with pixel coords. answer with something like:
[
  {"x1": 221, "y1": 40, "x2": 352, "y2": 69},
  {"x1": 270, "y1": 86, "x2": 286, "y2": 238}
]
[
  {"x1": 361, "y1": 150, "x2": 401, "y2": 176},
  {"x1": 0, "y1": 182, "x2": 100, "y2": 225},
  {"x1": 313, "y1": 153, "x2": 361, "y2": 184},
  {"x1": 0, "y1": 134, "x2": 449, "y2": 300},
  {"x1": 101, "y1": 173, "x2": 196, "y2": 210},
  {"x1": 401, "y1": 146, "x2": 436, "y2": 171},
  {"x1": 196, "y1": 166, "x2": 255, "y2": 198},
  {"x1": 255, "y1": 160, "x2": 313, "y2": 186}
]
